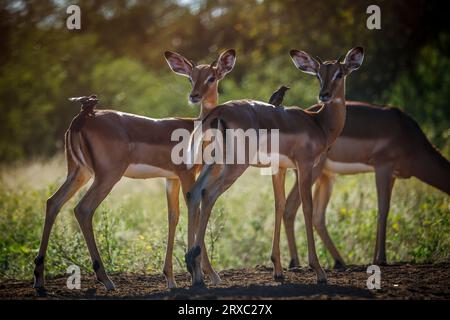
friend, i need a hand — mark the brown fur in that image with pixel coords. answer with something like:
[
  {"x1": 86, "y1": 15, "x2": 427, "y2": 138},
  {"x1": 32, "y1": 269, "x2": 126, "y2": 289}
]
[{"x1": 284, "y1": 102, "x2": 450, "y2": 269}]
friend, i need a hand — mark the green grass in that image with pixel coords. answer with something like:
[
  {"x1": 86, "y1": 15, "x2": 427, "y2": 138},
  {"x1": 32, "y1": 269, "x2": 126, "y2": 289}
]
[{"x1": 0, "y1": 155, "x2": 449, "y2": 281}]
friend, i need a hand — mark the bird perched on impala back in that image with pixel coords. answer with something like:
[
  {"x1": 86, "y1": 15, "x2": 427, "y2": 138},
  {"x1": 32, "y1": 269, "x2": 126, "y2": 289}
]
[
  {"x1": 68, "y1": 94, "x2": 99, "y2": 115},
  {"x1": 268, "y1": 85, "x2": 290, "y2": 107}
]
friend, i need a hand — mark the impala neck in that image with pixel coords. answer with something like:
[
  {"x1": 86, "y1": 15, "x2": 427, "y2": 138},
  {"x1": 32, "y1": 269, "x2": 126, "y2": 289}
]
[
  {"x1": 199, "y1": 85, "x2": 219, "y2": 119},
  {"x1": 317, "y1": 81, "x2": 347, "y2": 147}
]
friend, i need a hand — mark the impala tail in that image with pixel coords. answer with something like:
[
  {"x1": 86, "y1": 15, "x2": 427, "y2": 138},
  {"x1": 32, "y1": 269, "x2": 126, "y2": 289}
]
[
  {"x1": 65, "y1": 96, "x2": 97, "y2": 172},
  {"x1": 186, "y1": 121, "x2": 204, "y2": 170}
]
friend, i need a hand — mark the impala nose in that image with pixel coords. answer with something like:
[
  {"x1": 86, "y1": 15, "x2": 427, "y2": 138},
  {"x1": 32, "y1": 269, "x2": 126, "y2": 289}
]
[
  {"x1": 189, "y1": 93, "x2": 201, "y2": 103},
  {"x1": 319, "y1": 92, "x2": 331, "y2": 103}
]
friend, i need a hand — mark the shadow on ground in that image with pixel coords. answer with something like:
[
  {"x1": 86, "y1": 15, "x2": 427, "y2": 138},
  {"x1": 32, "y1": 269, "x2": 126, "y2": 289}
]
[{"x1": 0, "y1": 264, "x2": 448, "y2": 300}]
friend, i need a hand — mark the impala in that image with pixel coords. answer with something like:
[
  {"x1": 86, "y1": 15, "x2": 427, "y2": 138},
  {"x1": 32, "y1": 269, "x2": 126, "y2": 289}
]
[
  {"x1": 184, "y1": 47, "x2": 364, "y2": 286},
  {"x1": 283, "y1": 101, "x2": 450, "y2": 269},
  {"x1": 33, "y1": 49, "x2": 236, "y2": 291}
]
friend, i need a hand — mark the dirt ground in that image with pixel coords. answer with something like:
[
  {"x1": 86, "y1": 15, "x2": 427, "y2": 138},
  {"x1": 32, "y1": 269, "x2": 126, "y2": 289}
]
[{"x1": 0, "y1": 263, "x2": 449, "y2": 300}]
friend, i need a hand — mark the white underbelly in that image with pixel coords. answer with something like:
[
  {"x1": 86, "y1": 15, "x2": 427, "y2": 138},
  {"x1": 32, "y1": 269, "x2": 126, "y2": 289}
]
[
  {"x1": 250, "y1": 153, "x2": 297, "y2": 169},
  {"x1": 245, "y1": 153, "x2": 372, "y2": 175},
  {"x1": 324, "y1": 159, "x2": 374, "y2": 175},
  {"x1": 124, "y1": 164, "x2": 177, "y2": 179}
]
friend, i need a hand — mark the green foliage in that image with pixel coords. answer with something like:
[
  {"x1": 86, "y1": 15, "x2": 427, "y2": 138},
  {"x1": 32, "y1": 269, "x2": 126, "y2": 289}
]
[
  {"x1": 386, "y1": 37, "x2": 450, "y2": 146},
  {"x1": 0, "y1": 158, "x2": 448, "y2": 280},
  {"x1": 0, "y1": 0, "x2": 449, "y2": 161},
  {"x1": 90, "y1": 57, "x2": 197, "y2": 118}
]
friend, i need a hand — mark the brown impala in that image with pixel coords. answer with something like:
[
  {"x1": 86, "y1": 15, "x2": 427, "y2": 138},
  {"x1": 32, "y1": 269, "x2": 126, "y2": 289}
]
[
  {"x1": 33, "y1": 49, "x2": 236, "y2": 291},
  {"x1": 184, "y1": 47, "x2": 364, "y2": 286},
  {"x1": 283, "y1": 101, "x2": 450, "y2": 269}
]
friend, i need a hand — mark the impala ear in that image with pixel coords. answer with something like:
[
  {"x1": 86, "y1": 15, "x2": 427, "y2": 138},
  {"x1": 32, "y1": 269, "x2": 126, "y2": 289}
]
[
  {"x1": 164, "y1": 51, "x2": 193, "y2": 77},
  {"x1": 290, "y1": 50, "x2": 320, "y2": 75},
  {"x1": 343, "y1": 47, "x2": 364, "y2": 74},
  {"x1": 216, "y1": 49, "x2": 236, "y2": 79}
]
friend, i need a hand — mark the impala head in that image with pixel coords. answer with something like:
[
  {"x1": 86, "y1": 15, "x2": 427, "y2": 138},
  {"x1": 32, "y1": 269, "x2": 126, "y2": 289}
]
[
  {"x1": 290, "y1": 47, "x2": 364, "y2": 104},
  {"x1": 164, "y1": 49, "x2": 236, "y2": 107}
]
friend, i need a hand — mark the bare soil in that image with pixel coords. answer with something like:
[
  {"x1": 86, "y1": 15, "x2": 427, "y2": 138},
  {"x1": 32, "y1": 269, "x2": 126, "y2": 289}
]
[{"x1": 0, "y1": 263, "x2": 449, "y2": 300}]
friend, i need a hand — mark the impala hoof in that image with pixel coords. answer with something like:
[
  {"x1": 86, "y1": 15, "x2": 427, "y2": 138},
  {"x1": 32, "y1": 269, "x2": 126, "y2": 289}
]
[
  {"x1": 167, "y1": 279, "x2": 177, "y2": 289},
  {"x1": 192, "y1": 279, "x2": 205, "y2": 288},
  {"x1": 274, "y1": 273, "x2": 284, "y2": 282},
  {"x1": 98, "y1": 278, "x2": 116, "y2": 291},
  {"x1": 208, "y1": 272, "x2": 221, "y2": 286},
  {"x1": 317, "y1": 277, "x2": 327, "y2": 285},
  {"x1": 33, "y1": 280, "x2": 45, "y2": 290},
  {"x1": 288, "y1": 258, "x2": 300, "y2": 270},
  {"x1": 105, "y1": 282, "x2": 116, "y2": 291},
  {"x1": 333, "y1": 260, "x2": 346, "y2": 270},
  {"x1": 33, "y1": 262, "x2": 45, "y2": 289},
  {"x1": 35, "y1": 287, "x2": 47, "y2": 297}
]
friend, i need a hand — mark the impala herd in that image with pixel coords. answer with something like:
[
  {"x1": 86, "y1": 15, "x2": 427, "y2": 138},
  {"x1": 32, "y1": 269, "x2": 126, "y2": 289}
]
[{"x1": 33, "y1": 47, "x2": 450, "y2": 291}]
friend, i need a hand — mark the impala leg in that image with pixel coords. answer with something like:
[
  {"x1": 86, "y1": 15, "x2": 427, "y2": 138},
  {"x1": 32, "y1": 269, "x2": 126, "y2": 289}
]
[
  {"x1": 185, "y1": 164, "x2": 223, "y2": 287},
  {"x1": 284, "y1": 158, "x2": 326, "y2": 270},
  {"x1": 283, "y1": 173, "x2": 301, "y2": 269},
  {"x1": 271, "y1": 168, "x2": 286, "y2": 280},
  {"x1": 187, "y1": 194, "x2": 215, "y2": 286},
  {"x1": 74, "y1": 172, "x2": 123, "y2": 291},
  {"x1": 200, "y1": 239, "x2": 221, "y2": 285},
  {"x1": 181, "y1": 172, "x2": 221, "y2": 286},
  {"x1": 186, "y1": 165, "x2": 215, "y2": 250},
  {"x1": 373, "y1": 165, "x2": 395, "y2": 265},
  {"x1": 312, "y1": 174, "x2": 345, "y2": 269},
  {"x1": 298, "y1": 162, "x2": 327, "y2": 284},
  {"x1": 163, "y1": 178, "x2": 181, "y2": 289},
  {"x1": 186, "y1": 164, "x2": 247, "y2": 286},
  {"x1": 34, "y1": 166, "x2": 91, "y2": 289}
]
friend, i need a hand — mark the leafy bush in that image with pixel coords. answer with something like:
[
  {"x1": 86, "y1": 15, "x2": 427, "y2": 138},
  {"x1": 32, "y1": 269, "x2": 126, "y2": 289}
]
[
  {"x1": 386, "y1": 36, "x2": 450, "y2": 147},
  {"x1": 0, "y1": 158, "x2": 448, "y2": 281}
]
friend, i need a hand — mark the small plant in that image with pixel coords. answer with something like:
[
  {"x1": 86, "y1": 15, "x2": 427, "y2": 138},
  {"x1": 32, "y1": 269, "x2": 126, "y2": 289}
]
[
  {"x1": 0, "y1": 158, "x2": 448, "y2": 281},
  {"x1": 207, "y1": 207, "x2": 227, "y2": 265}
]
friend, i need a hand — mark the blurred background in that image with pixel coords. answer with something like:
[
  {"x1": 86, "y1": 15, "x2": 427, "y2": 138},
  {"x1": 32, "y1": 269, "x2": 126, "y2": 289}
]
[
  {"x1": 0, "y1": 1, "x2": 449, "y2": 280},
  {"x1": 0, "y1": 0, "x2": 449, "y2": 162}
]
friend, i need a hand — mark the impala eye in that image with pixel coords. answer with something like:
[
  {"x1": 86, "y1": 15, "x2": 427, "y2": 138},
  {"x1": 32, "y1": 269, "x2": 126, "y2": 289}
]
[
  {"x1": 207, "y1": 76, "x2": 216, "y2": 83},
  {"x1": 188, "y1": 77, "x2": 193, "y2": 83},
  {"x1": 335, "y1": 72, "x2": 343, "y2": 79}
]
